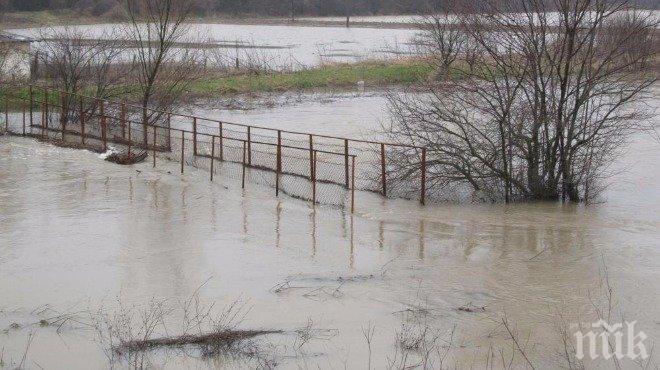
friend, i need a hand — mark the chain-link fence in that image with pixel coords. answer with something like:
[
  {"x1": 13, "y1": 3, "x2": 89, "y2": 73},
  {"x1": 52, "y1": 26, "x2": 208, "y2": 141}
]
[{"x1": 0, "y1": 84, "x2": 429, "y2": 209}]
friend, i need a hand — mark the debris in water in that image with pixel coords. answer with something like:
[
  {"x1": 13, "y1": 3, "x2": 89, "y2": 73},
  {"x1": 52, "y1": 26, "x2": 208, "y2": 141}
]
[
  {"x1": 457, "y1": 303, "x2": 486, "y2": 313},
  {"x1": 98, "y1": 146, "x2": 119, "y2": 160},
  {"x1": 115, "y1": 329, "x2": 282, "y2": 356},
  {"x1": 105, "y1": 151, "x2": 148, "y2": 165}
]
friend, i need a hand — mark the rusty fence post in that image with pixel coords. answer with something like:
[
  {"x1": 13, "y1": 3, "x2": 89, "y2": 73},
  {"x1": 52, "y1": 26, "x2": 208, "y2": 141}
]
[
  {"x1": 4, "y1": 96, "x2": 8, "y2": 133},
  {"x1": 351, "y1": 155, "x2": 356, "y2": 214},
  {"x1": 120, "y1": 102, "x2": 126, "y2": 139},
  {"x1": 247, "y1": 126, "x2": 251, "y2": 165},
  {"x1": 308, "y1": 134, "x2": 314, "y2": 179},
  {"x1": 153, "y1": 125, "x2": 157, "y2": 168},
  {"x1": 100, "y1": 100, "x2": 107, "y2": 151},
  {"x1": 60, "y1": 92, "x2": 66, "y2": 135},
  {"x1": 180, "y1": 132, "x2": 185, "y2": 174},
  {"x1": 312, "y1": 150, "x2": 317, "y2": 205},
  {"x1": 192, "y1": 117, "x2": 197, "y2": 156},
  {"x1": 380, "y1": 143, "x2": 386, "y2": 197},
  {"x1": 167, "y1": 113, "x2": 171, "y2": 151},
  {"x1": 210, "y1": 135, "x2": 215, "y2": 181},
  {"x1": 344, "y1": 139, "x2": 349, "y2": 188},
  {"x1": 79, "y1": 97, "x2": 85, "y2": 145},
  {"x1": 127, "y1": 117, "x2": 132, "y2": 155},
  {"x1": 22, "y1": 103, "x2": 26, "y2": 136},
  {"x1": 29, "y1": 86, "x2": 34, "y2": 130},
  {"x1": 45, "y1": 88, "x2": 50, "y2": 135},
  {"x1": 276, "y1": 130, "x2": 282, "y2": 196},
  {"x1": 142, "y1": 107, "x2": 148, "y2": 149},
  {"x1": 241, "y1": 140, "x2": 247, "y2": 189},
  {"x1": 218, "y1": 122, "x2": 224, "y2": 161},
  {"x1": 41, "y1": 88, "x2": 47, "y2": 138},
  {"x1": 61, "y1": 93, "x2": 67, "y2": 141},
  {"x1": 421, "y1": 148, "x2": 426, "y2": 205}
]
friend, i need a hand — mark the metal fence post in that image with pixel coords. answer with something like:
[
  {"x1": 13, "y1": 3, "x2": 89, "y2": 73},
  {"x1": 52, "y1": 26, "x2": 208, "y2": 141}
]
[
  {"x1": 242, "y1": 140, "x2": 247, "y2": 189},
  {"x1": 4, "y1": 94, "x2": 8, "y2": 133},
  {"x1": 381, "y1": 143, "x2": 387, "y2": 197},
  {"x1": 29, "y1": 86, "x2": 33, "y2": 130},
  {"x1": 247, "y1": 126, "x2": 251, "y2": 165},
  {"x1": 127, "y1": 114, "x2": 132, "y2": 155},
  {"x1": 142, "y1": 107, "x2": 147, "y2": 149},
  {"x1": 152, "y1": 125, "x2": 156, "y2": 168},
  {"x1": 219, "y1": 122, "x2": 224, "y2": 161},
  {"x1": 167, "y1": 113, "x2": 171, "y2": 151},
  {"x1": 210, "y1": 135, "x2": 215, "y2": 181},
  {"x1": 344, "y1": 139, "x2": 349, "y2": 188},
  {"x1": 60, "y1": 92, "x2": 67, "y2": 140},
  {"x1": 100, "y1": 100, "x2": 107, "y2": 151},
  {"x1": 22, "y1": 103, "x2": 26, "y2": 136},
  {"x1": 180, "y1": 132, "x2": 185, "y2": 174},
  {"x1": 421, "y1": 147, "x2": 426, "y2": 205},
  {"x1": 79, "y1": 97, "x2": 85, "y2": 145},
  {"x1": 41, "y1": 88, "x2": 47, "y2": 138},
  {"x1": 192, "y1": 117, "x2": 197, "y2": 156},
  {"x1": 351, "y1": 155, "x2": 356, "y2": 214},
  {"x1": 308, "y1": 134, "x2": 314, "y2": 179},
  {"x1": 312, "y1": 150, "x2": 317, "y2": 205},
  {"x1": 120, "y1": 102, "x2": 126, "y2": 139},
  {"x1": 276, "y1": 130, "x2": 282, "y2": 196}
]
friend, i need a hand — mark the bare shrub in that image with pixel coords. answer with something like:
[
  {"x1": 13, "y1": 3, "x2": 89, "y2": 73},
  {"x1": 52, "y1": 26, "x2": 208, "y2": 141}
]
[
  {"x1": 386, "y1": 312, "x2": 454, "y2": 370},
  {"x1": 38, "y1": 27, "x2": 123, "y2": 125},
  {"x1": 92, "y1": 293, "x2": 279, "y2": 368}
]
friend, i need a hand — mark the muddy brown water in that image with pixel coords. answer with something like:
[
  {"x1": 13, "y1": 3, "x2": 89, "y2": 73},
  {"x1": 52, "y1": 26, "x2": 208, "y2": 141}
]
[{"x1": 0, "y1": 91, "x2": 659, "y2": 369}]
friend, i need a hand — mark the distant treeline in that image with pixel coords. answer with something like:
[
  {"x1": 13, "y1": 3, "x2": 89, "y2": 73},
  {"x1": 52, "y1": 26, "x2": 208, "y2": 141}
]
[{"x1": 2, "y1": 0, "x2": 658, "y2": 17}]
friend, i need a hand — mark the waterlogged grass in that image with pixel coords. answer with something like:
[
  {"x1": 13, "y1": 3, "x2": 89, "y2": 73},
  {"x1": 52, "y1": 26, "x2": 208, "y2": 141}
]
[
  {"x1": 192, "y1": 60, "x2": 434, "y2": 94},
  {"x1": 0, "y1": 60, "x2": 434, "y2": 109}
]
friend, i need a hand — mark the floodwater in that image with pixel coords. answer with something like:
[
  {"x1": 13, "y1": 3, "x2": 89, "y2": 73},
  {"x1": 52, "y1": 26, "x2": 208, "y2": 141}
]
[
  {"x1": 8, "y1": 23, "x2": 420, "y2": 69},
  {"x1": 1, "y1": 88, "x2": 659, "y2": 368},
  {"x1": 189, "y1": 91, "x2": 391, "y2": 138},
  {"x1": 301, "y1": 11, "x2": 660, "y2": 26}
]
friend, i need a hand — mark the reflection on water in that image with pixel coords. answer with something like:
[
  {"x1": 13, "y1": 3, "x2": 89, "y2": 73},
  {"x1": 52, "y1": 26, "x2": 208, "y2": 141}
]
[{"x1": 0, "y1": 88, "x2": 659, "y2": 367}]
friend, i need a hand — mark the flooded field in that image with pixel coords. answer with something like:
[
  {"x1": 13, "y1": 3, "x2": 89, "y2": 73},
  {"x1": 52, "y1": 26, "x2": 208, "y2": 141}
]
[
  {"x1": 1, "y1": 88, "x2": 659, "y2": 368},
  {"x1": 8, "y1": 23, "x2": 420, "y2": 69}
]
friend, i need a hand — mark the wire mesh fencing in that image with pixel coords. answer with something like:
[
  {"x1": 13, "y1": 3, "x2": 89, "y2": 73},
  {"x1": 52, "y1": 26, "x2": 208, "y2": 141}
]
[{"x1": 0, "y1": 84, "x2": 429, "y2": 209}]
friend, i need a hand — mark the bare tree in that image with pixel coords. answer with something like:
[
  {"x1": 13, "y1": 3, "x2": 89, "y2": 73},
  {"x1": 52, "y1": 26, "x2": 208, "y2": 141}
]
[
  {"x1": 414, "y1": 8, "x2": 466, "y2": 79},
  {"x1": 38, "y1": 28, "x2": 122, "y2": 127},
  {"x1": 124, "y1": 0, "x2": 198, "y2": 147},
  {"x1": 386, "y1": 0, "x2": 658, "y2": 203}
]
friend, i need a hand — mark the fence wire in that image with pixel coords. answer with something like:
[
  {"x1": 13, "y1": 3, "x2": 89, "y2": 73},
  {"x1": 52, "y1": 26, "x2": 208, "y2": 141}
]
[{"x1": 0, "y1": 84, "x2": 428, "y2": 208}]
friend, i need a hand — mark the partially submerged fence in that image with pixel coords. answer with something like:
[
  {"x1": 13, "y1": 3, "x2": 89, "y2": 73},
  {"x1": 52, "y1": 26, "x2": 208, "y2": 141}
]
[{"x1": 0, "y1": 84, "x2": 428, "y2": 209}]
